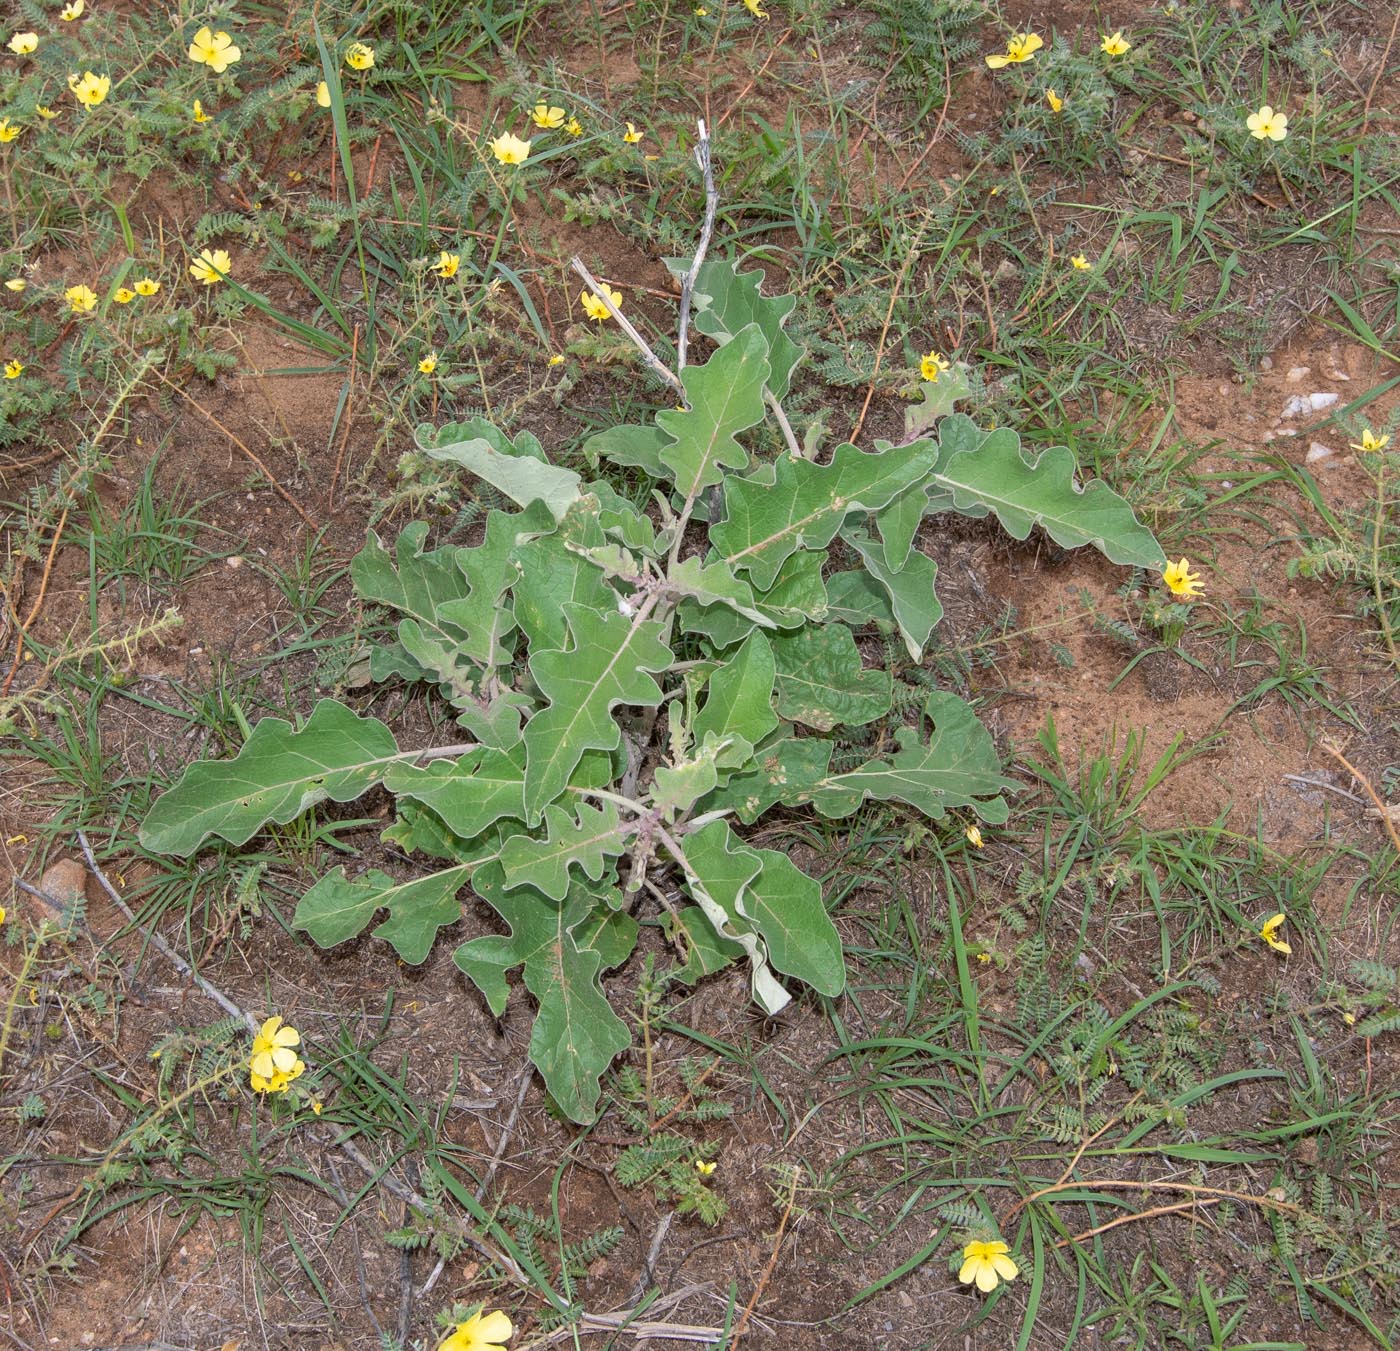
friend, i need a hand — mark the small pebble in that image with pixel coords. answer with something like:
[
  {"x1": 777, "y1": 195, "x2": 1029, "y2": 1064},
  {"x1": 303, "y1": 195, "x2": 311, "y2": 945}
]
[
  {"x1": 1286, "y1": 365, "x2": 1310, "y2": 382},
  {"x1": 1259, "y1": 355, "x2": 1274, "y2": 370},
  {"x1": 1280, "y1": 391, "x2": 1338, "y2": 418},
  {"x1": 1306, "y1": 442, "x2": 1333, "y2": 463}
]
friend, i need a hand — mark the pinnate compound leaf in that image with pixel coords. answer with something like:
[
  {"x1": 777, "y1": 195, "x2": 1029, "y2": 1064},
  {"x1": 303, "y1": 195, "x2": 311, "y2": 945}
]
[
  {"x1": 501, "y1": 799, "x2": 631, "y2": 900},
  {"x1": 141, "y1": 700, "x2": 399, "y2": 856},
  {"x1": 808, "y1": 690, "x2": 1017, "y2": 821},
  {"x1": 295, "y1": 863, "x2": 469, "y2": 964},
  {"x1": 522, "y1": 604, "x2": 672, "y2": 823},
  {"x1": 423, "y1": 428, "x2": 582, "y2": 523},
  {"x1": 383, "y1": 749, "x2": 526, "y2": 840},
  {"x1": 931, "y1": 425, "x2": 1164, "y2": 568},
  {"x1": 658, "y1": 325, "x2": 770, "y2": 500},
  {"x1": 771, "y1": 625, "x2": 892, "y2": 730},
  {"x1": 455, "y1": 865, "x2": 631, "y2": 1123},
  {"x1": 713, "y1": 439, "x2": 938, "y2": 590}
]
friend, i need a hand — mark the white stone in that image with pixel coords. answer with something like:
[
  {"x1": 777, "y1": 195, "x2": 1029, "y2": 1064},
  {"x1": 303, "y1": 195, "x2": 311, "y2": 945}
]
[
  {"x1": 1306, "y1": 442, "x2": 1333, "y2": 463},
  {"x1": 1280, "y1": 391, "x2": 1338, "y2": 418},
  {"x1": 1286, "y1": 366, "x2": 1310, "y2": 382}
]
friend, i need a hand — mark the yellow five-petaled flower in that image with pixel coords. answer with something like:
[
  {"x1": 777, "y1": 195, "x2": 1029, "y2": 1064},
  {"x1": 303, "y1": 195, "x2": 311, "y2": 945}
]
[
  {"x1": 1351, "y1": 428, "x2": 1390, "y2": 453},
  {"x1": 1162, "y1": 556, "x2": 1204, "y2": 599},
  {"x1": 0, "y1": 118, "x2": 22, "y2": 143},
  {"x1": 565, "y1": 116, "x2": 583, "y2": 136},
  {"x1": 920, "y1": 351, "x2": 950, "y2": 382},
  {"x1": 1259, "y1": 913, "x2": 1291, "y2": 955},
  {"x1": 531, "y1": 103, "x2": 565, "y2": 129},
  {"x1": 113, "y1": 287, "x2": 135, "y2": 304},
  {"x1": 743, "y1": 0, "x2": 768, "y2": 17},
  {"x1": 437, "y1": 1308, "x2": 514, "y2": 1351},
  {"x1": 60, "y1": 0, "x2": 84, "y2": 20},
  {"x1": 418, "y1": 353, "x2": 438, "y2": 374},
  {"x1": 7, "y1": 31, "x2": 38, "y2": 54},
  {"x1": 68, "y1": 71, "x2": 111, "y2": 109},
  {"x1": 622, "y1": 121, "x2": 644, "y2": 144},
  {"x1": 489, "y1": 132, "x2": 532, "y2": 165},
  {"x1": 35, "y1": 105, "x2": 57, "y2": 120},
  {"x1": 1247, "y1": 105, "x2": 1287, "y2": 141},
  {"x1": 65, "y1": 283, "x2": 98, "y2": 313},
  {"x1": 1046, "y1": 88, "x2": 1063, "y2": 112},
  {"x1": 134, "y1": 277, "x2": 160, "y2": 295},
  {"x1": 1100, "y1": 31, "x2": 1131, "y2": 56},
  {"x1": 192, "y1": 99, "x2": 211, "y2": 123},
  {"x1": 959, "y1": 1240, "x2": 1019, "y2": 1293},
  {"x1": 986, "y1": 32, "x2": 1042, "y2": 69},
  {"x1": 694, "y1": 1157, "x2": 717, "y2": 1176},
  {"x1": 188, "y1": 26, "x2": 242, "y2": 73},
  {"x1": 1070, "y1": 253, "x2": 1092, "y2": 270},
  {"x1": 433, "y1": 251, "x2": 460, "y2": 279},
  {"x1": 3, "y1": 359, "x2": 22, "y2": 379},
  {"x1": 581, "y1": 284, "x2": 623, "y2": 322},
  {"x1": 344, "y1": 42, "x2": 375, "y2": 71},
  {"x1": 250, "y1": 1015, "x2": 306, "y2": 1093},
  {"x1": 189, "y1": 247, "x2": 232, "y2": 285}
]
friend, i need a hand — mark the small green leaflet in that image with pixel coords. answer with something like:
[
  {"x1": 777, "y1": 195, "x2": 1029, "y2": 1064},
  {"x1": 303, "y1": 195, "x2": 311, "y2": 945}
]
[
  {"x1": 295, "y1": 863, "x2": 468, "y2": 964},
  {"x1": 658, "y1": 325, "x2": 769, "y2": 501},
  {"x1": 500, "y1": 798, "x2": 632, "y2": 900},
  {"x1": 140, "y1": 699, "x2": 399, "y2": 856},
  {"x1": 522, "y1": 603, "x2": 673, "y2": 823},
  {"x1": 713, "y1": 439, "x2": 939, "y2": 589},
  {"x1": 771, "y1": 625, "x2": 893, "y2": 730}
]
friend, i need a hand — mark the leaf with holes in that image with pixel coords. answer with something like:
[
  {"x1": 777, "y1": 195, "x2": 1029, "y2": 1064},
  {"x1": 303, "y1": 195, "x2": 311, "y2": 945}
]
[
  {"x1": 295, "y1": 863, "x2": 469, "y2": 964},
  {"x1": 771, "y1": 624, "x2": 892, "y2": 730}
]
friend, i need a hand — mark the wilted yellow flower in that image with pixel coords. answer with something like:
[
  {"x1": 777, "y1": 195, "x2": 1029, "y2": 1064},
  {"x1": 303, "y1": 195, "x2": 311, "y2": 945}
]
[
  {"x1": 986, "y1": 32, "x2": 1042, "y2": 69},
  {"x1": 581, "y1": 284, "x2": 622, "y2": 321},
  {"x1": 433, "y1": 251, "x2": 460, "y2": 279},
  {"x1": 192, "y1": 99, "x2": 211, "y2": 123},
  {"x1": 694, "y1": 1158, "x2": 717, "y2": 1176},
  {"x1": 4, "y1": 278, "x2": 25, "y2": 291},
  {"x1": 1162, "y1": 557, "x2": 1203, "y2": 599},
  {"x1": 1259, "y1": 913, "x2": 1292, "y2": 955},
  {"x1": 188, "y1": 26, "x2": 241, "y2": 73},
  {"x1": 959, "y1": 1240, "x2": 1019, "y2": 1293},
  {"x1": 65, "y1": 284, "x2": 97, "y2": 313},
  {"x1": 1246, "y1": 105, "x2": 1287, "y2": 141},
  {"x1": 438, "y1": 1309, "x2": 514, "y2": 1351},
  {"x1": 1046, "y1": 88, "x2": 1063, "y2": 112},
  {"x1": 0, "y1": 119, "x2": 22, "y2": 143},
  {"x1": 965, "y1": 824, "x2": 984, "y2": 849},
  {"x1": 344, "y1": 42, "x2": 375, "y2": 71},
  {"x1": 68, "y1": 71, "x2": 110, "y2": 109},
  {"x1": 315, "y1": 81, "x2": 331, "y2": 108},
  {"x1": 564, "y1": 116, "x2": 582, "y2": 136},
  {"x1": 6, "y1": 31, "x2": 38, "y2": 54},
  {"x1": 1100, "y1": 31, "x2": 1131, "y2": 55},
  {"x1": 531, "y1": 103, "x2": 565, "y2": 129},
  {"x1": 60, "y1": 0, "x2": 84, "y2": 20},
  {"x1": 743, "y1": 0, "x2": 768, "y2": 16},
  {"x1": 189, "y1": 247, "x2": 232, "y2": 285},
  {"x1": 3, "y1": 359, "x2": 22, "y2": 379},
  {"x1": 1350, "y1": 428, "x2": 1390, "y2": 453},
  {"x1": 418, "y1": 353, "x2": 438, "y2": 374},
  {"x1": 112, "y1": 286, "x2": 135, "y2": 304},
  {"x1": 1070, "y1": 253, "x2": 1092, "y2": 270},
  {"x1": 489, "y1": 131, "x2": 532, "y2": 165},
  {"x1": 622, "y1": 121, "x2": 644, "y2": 143},
  {"x1": 920, "y1": 351, "x2": 950, "y2": 382},
  {"x1": 134, "y1": 277, "x2": 160, "y2": 296}
]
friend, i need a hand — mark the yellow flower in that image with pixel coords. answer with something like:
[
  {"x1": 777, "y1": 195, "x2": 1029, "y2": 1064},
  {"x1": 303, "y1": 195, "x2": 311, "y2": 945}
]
[
  {"x1": 548, "y1": 353, "x2": 565, "y2": 366},
  {"x1": 0, "y1": 119, "x2": 22, "y2": 143},
  {"x1": 4, "y1": 278, "x2": 25, "y2": 291},
  {"x1": 310, "y1": 1096, "x2": 323, "y2": 1115},
  {"x1": 965, "y1": 824, "x2": 984, "y2": 849},
  {"x1": 112, "y1": 287, "x2": 135, "y2": 304},
  {"x1": 1070, "y1": 253, "x2": 1092, "y2": 270},
  {"x1": 1259, "y1": 913, "x2": 1292, "y2": 955},
  {"x1": 418, "y1": 353, "x2": 438, "y2": 374},
  {"x1": 695, "y1": 4, "x2": 709, "y2": 12},
  {"x1": 1046, "y1": 88, "x2": 1063, "y2": 112},
  {"x1": 1351, "y1": 428, "x2": 1390, "y2": 453},
  {"x1": 564, "y1": 116, "x2": 582, "y2": 136},
  {"x1": 622, "y1": 121, "x2": 644, "y2": 143},
  {"x1": 438, "y1": 1308, "x2": 514, "y2": 1351},
  {"x1": 7, "y1": 31, "x2": 38, "y2": 54},
  {"x1": 35, "y1": 105, "x2": 58, "y2": 120},
  {"x1": 60, "y1": 0, "x2": 84, "y2": 20},
  {"x1": 986, "y1": 32, "x2": 1043, "y2": 69},
  {"x1": 1100, "y1": 31, "x2": 1131, "y2": 55},
  {"x1": 580, "y1": 284, "x2": 622, "y2": 321},
  {"x1": 250, "y1": 1015, "x2": 303, "y2": 1091},
  {"x1": 189, "y1": 247, "x2": 232, "y2": 285},
  {"x1": 959, "y1": 1239, "x2": 1019, "y2": 1293},
  {"x1": 920, "y1": 351, "x2": 950, "y2": 382},
  {"x1": 134, "y1": 277, "x2": 160, "y2": 296},
  {"x1": 743, "y1": 0, "x2": 768, "y2": 16},
  {"x1": 694, "y1": 1158, "x2": 717, "y2": 1176},
  {"x1": 1246, "y1": 105, "x2": 1287, "y2": 141},
  {"x1": 64, "y1": 283, "x2": 97, "y2": 313},
  {"x1": 68, "y1": 71, "x2": 110, "y2": 109},
  {"x1": 489, "y1": 132, "x2": 532, "y2": 165},
  {"x1": 315, "y1": 80, "x2": 331, "y2": 108},
  {"x1": 1161, "y1": 557, "x2": 1203, "y2": 599},
  {"x1": 0, "y1": 904, "x2": 5, "y2": 922},
  {"x1": 192, "y1": 99, "x2": 211, "y2": 123},
  {"x1": 344, "y1": 42, "x2": 375, "y2": 72},
  {"x1": 531, "y1": 103, "x2": 565, "y2": 129},
  {"x1": 433, "y1": 251, "x2": 460, "y2": 279},
  {"x1": 188, "y1": 26, "x2": 241, "y2": 73},
  {"x1": 3, "y1": 359, "x2": 22, "y2": 379}
]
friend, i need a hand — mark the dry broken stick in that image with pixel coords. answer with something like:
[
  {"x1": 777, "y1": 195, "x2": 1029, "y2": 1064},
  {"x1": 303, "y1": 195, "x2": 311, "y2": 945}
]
[{"x1": 570, "y1": 256, "x2": 683, "y2": 395}]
